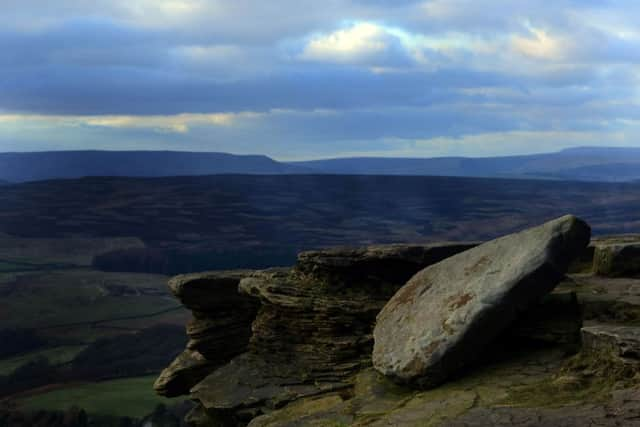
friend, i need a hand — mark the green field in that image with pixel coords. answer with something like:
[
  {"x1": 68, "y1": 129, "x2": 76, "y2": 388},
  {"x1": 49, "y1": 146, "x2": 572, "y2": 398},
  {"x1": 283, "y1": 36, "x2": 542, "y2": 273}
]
[
  {"x1": 19, "y1": 376, "x2": 178, "y2": 418},
  {"x1": 0, "y1": 237, "x2": 190, "y2": 422},
  {"x1": 0, "y1": 345, "x2": 87, "y2": 376},
  {"x1": 0, "y1": 268, "x2": 187, "y2": 342}
]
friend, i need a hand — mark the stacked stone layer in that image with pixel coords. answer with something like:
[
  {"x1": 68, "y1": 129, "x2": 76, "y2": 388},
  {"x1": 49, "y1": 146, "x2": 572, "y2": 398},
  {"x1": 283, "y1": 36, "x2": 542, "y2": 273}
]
[
  {"x1": 155, "y1": 224, "x2": 640, "y2": 427},
  {"x1": 188, "y1": 243, "x2": 479, "y2": 422},
  {"x1": 154, "y1": 270, "x2": 259, "y2": 397}
]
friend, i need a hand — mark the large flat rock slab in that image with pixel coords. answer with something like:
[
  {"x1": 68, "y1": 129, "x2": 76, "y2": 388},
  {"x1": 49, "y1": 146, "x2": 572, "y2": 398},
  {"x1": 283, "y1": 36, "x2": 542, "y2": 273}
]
[
  {"x1": 373, "y1": 215, "x2": 591, "y2": 388},
  {"x1": 447, "y1": 388, "x2": 640, "y2": 427}
]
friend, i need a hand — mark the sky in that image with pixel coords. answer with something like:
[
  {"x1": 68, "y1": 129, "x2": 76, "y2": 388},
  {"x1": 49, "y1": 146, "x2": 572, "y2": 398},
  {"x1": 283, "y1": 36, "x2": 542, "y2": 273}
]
[{"x1": 1, "y1": 0, "x2": 639, "y2": 160}]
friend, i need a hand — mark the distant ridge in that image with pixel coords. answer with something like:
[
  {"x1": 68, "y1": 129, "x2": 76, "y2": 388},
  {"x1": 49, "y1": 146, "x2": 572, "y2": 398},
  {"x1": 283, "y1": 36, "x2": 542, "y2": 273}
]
[
  {"x1": 0, "y1": 151, "x2": 308, "y2": 182},
  {"x1": 1, "y1": 147, "x2": 639, "y2": 183},
  {"x1": 289, "y1": 146, "x2": 640, "y2": 182}
]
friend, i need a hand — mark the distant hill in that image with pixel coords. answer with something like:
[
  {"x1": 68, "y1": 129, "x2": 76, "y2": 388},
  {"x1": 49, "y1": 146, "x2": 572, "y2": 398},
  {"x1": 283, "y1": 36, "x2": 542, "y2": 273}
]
[
  {"x1": 291, "y1": 146, "x2": 640, "y2": 182},
  {"x1": 0, "y1": 151, "x2": 308, "y2": 182},
  {"x1": 1, "y1": 175, "x2": 639, "y2": 273},
  {"x1": 2, "y1": 147, "x2": 639, "y2": 183},
  {"x1": 0, "y1": 180, "x2": 9, "y2": 186}
]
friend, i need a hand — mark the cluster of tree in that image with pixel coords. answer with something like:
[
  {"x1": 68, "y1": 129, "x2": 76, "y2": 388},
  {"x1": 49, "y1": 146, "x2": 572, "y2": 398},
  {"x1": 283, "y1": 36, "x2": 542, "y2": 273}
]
[{"x1": 92, "y1": 247, "x2": 298, "y2": 275}]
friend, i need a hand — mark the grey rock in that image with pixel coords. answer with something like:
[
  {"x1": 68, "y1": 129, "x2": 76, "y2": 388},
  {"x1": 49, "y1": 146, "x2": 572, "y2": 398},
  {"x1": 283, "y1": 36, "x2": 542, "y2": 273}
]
[
  {"x1": 373, "y1": 215, "x2": 591, "y2": 388},
  {"x1": 593, "y1": 242, "x2": 640, "y2": 277},
  {"x1": 569, "y1": 234, "x2": 640, "y2": 274},
  {"x1": 582, "y1": 324, "x2": 640, "y2": 362}
]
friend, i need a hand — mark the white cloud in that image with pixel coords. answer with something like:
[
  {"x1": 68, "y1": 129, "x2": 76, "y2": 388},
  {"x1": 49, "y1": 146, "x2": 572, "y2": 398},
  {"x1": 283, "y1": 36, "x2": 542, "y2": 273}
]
[
  {"x1": 300, "y1": 22, "x2": 407, "y2": 64},
  {"x1": 511, "y1": 27, "x2": 568, "y2": 61}
]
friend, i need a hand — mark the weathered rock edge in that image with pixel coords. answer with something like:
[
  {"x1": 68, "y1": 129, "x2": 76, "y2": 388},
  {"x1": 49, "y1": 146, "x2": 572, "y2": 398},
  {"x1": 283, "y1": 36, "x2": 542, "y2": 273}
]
[
  {"x1": 187, "y1": 242, "x2": 478, "y2": 422},
  {"x1": 373, "y1": 215, "x2": 591, "y2": 388},
  {"x1": 154, "y1": 270, "x2": 259, "y2": 397}
]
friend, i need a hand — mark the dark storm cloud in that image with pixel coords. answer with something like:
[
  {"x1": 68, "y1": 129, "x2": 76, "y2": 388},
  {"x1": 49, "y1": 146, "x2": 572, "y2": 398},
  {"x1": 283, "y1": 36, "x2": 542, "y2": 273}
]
[{"x1": 0, "y1": 62, "x2": 515, "y2": 115}]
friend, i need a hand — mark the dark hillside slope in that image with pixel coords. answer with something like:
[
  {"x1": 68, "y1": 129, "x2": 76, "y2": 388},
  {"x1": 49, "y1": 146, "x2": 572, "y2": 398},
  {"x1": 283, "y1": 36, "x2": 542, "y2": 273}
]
[{"x1": 0, "y1": 175, "x2": 638, "y2": 249}]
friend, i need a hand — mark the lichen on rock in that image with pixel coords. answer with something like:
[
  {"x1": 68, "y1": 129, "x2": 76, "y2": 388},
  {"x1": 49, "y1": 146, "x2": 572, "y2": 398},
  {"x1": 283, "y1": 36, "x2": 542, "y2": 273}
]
[{"x1": 372, "y1": 215, "x2": 591, "y2": 388}]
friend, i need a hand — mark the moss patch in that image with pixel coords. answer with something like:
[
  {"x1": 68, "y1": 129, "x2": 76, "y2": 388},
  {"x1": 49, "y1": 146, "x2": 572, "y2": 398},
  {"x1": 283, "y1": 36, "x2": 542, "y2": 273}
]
[{"x1": 501, "y1": 349, "x2": 640, "y2": 408}]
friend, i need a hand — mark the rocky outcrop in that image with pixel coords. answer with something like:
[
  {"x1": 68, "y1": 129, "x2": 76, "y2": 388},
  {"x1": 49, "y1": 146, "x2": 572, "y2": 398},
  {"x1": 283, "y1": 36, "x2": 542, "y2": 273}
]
[
  {"x1": 372, "y1": 215, "x2": 591, "y2": 388},
  {"x1": 593, "y1": 241, "x2": 640, "y2": 277},
  {"x1": 296, "y1": 243, "x2": 479, "y2": 287},
  {"x1": 239, "y1": 268, "x2": 379, "y2": 381},
  {"x1": 154, "y1": 270, "x2": 259, "y2": 397},
  {"x1": 239, "y1": 273, "x2": 640, "y2": 427},
  {"x1": 157, "y1": 221, "x2": 640, "y2": 426},
  {"x1": 187, "y1": 242, "x2": 478, "y2": 423}
]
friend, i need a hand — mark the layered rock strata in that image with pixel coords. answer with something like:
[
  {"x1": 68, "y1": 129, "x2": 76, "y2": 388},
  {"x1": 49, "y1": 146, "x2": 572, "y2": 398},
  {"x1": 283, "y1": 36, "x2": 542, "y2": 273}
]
[
  {"x1": 187, "y1": 243, "x2": 478, "y2": 423},
  {"x1": 243, "y1": 272, "x2": 640, "y2": 427},
  {"x1": 154, "y1": 270, "x2": 259, "y2": 397},
  {"x1": 158, "y1": 225, "x2": 640, "y2": 426}
]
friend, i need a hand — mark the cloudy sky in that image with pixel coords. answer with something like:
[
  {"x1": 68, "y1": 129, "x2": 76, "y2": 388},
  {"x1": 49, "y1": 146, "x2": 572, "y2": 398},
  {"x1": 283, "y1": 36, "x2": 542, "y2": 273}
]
[{"x1": 1, "y1": 0, "x2": 639, "y2": 159}]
